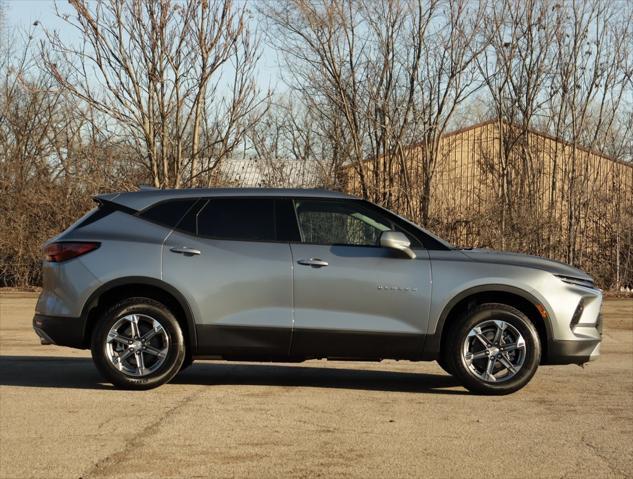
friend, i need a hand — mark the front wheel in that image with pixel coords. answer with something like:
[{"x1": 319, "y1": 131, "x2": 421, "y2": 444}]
[
  {"x1": 91, "y1": 297, "x2": 185, "y2": 390},
  {"x1": 445, "y1": 303, "x2": 541, "y2": 395},
  {"x1": 179, "y1": 356, "x2": 194, "y2": 372}
]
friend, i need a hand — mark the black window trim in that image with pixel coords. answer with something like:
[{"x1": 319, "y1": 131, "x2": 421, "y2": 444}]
[{"x1": 135, "y1": 195, "x2": 446, "y2": 249}]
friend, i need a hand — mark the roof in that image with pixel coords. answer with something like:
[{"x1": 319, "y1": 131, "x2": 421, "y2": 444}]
[{"x1": 96, "y1": 187, "x2": 353, "y2": 211}]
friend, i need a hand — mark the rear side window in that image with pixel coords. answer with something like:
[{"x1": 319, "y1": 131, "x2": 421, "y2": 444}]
[
  {"x1": 139, "y1": 199, "x2": 197, "y2": 228},
  {"x1": 196, "y1": 198, "x2": 276, "y2": 241}
]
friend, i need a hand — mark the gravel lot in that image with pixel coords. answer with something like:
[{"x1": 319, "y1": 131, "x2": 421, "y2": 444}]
[{"x1": 1, "y1": 292, "x2": 631, "y2": 479}]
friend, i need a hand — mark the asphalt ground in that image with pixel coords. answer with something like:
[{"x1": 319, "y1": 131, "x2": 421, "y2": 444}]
[{"x1": 0, "y1": 292, "x2": 631, "y2": 478}]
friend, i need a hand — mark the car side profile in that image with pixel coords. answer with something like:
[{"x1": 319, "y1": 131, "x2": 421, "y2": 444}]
[{"x1": 33, "y1": 188, "x2": 602, "y2": 394}]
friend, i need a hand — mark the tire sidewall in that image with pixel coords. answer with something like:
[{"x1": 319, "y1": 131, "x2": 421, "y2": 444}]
[
  {"x1": 91, "y1": 297, "x2": 185, "y2": 390},
  {"x1": 451, "y1": 304, "x2": 541, "y2": 395}
]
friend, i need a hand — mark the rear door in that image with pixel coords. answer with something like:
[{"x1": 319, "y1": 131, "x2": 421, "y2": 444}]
[
  {"x1": 288, "y1": 199, "x2": 432, "y2": 359},
  {"x1": 161, "y1": 197, "x2": 295, "y2": 359}
]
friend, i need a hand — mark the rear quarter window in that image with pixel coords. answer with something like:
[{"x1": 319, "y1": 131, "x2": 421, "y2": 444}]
[
  {"x1": 73, "y1": 201, "x2": 136, "y2": 230},
  {"x1": 139, "y1": 199, "x2": 198, "y2": 228}
]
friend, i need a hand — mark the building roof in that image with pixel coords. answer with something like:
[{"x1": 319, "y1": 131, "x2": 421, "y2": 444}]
[
  {"x1": 340, "y1": 118, "x2": 631, "y2": 170},
  {"x1": 438, "y1": 119, "x2": 632, "y2": 168},
  {"x1": 96, "y1": 187, "x2": 353, "y2": 211}
]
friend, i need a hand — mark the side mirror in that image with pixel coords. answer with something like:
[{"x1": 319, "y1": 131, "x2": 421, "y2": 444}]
[{"x1": 380, "y1": 231, "x2": 416, "y2": 259}]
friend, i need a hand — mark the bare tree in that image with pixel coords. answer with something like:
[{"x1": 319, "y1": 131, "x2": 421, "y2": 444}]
[
  {"x1": 1, "y1": 0, "x2": 631, "y2": 290},
  {"x1": 476, "y1": 0, "x2": 561, "y2": 251},
  {"x1": 472, "y1": 0, "x2": 633, "y2": 285},
  {"x1": 261, "y1": 0, "x2": 373, "y2": 197},
  {"x1": 261, "y1": 0, "x2": 482, "y2": 225},
  {"x1": 246, "y1": 98, "x2": 324, "y2": 187},
  {"x1": 545, "y1": 0, "x2": 633, "y2": 265},
  {"x1": 0, "y1": 29, "x2": 139, "y2": 286},
  {"x1": 409, "y1": 0, "x2": 485, "y2": 225},
  {"x1": 0, "y1": 0, "x2": 6, "y2": 40},
  {"x1": 43, "y1": 0, "x2": 266, "y2": 188}
]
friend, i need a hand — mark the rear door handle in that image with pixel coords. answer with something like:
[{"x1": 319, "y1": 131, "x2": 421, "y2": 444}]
[
  {"x1": 297, "y1": 258, "x2": 329, "y2": 268},
  {"x1": 170, "y1": 246, "x2": 201, "y2": 256}
]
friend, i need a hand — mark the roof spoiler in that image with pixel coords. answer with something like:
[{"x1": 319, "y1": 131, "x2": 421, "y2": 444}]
[
  {"x1": 93, "y1": 193, "x2": 138, "y2": 214},
  {"x1": 93, "y1": 192, "x2": 121, "y2": 204}
]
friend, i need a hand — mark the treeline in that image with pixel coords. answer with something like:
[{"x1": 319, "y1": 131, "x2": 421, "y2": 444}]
[{"x1": 1, "y1": 0, "x2": 632, "y2": 288}]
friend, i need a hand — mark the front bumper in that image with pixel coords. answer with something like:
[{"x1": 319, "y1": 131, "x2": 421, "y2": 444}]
[
  {"x1": 546, "y1": 338, "x2": 601, "y2": 364},
  {"x1": 545, "y1": 311, "x2": 603, "y2": 365},
  {"x1": 33, "y1": 314, "x2": 87, "y2": 349}
]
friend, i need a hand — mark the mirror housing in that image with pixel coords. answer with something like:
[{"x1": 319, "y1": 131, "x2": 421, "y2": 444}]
[{"x1": 380, "y1": 231, "x2": 416, "y2": 259}]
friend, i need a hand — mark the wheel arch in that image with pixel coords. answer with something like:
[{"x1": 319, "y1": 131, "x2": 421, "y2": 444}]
[
  {"x1": 80, "y1": 276, "x2": 197, "y2": 354},
  {"x1": 430, "y1": 285, "x2": 552, "y2": 361}
]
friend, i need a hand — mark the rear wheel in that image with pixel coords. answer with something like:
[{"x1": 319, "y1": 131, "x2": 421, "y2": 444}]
[
  {"x1": 91, "y1": 297, "x2": 185, "y2": 390},
  {"x1": 445, "y1": 303, "x2": 541, "y2": 395}
]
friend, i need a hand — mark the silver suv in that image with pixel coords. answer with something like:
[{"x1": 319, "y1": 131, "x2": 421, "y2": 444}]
[{"x1": 33, "y1": 188, "x2": 602, "y2": 394}]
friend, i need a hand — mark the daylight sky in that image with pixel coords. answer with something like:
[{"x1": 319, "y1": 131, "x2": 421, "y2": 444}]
[{"x1": 4, "y1": 0, "x2": 285, "y2": 94}]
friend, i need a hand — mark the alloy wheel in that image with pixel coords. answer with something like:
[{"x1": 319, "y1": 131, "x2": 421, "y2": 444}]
[
  {"x1": 461, "y1": 319, "x2": 526, "y2": 383},
  {"x1": 105, "y1": 314, "x2": 169, "y2": 377}
]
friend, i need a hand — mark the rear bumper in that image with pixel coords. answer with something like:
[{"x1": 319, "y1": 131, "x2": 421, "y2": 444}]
[{"x1": 33, "y1": 314, "x2": 87, "y2": 349}]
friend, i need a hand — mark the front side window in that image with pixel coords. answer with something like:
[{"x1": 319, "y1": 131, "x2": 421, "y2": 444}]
[
  {"x1": 196, "y1": 198, "x2": 275, "y2": 241},
  {"x1": 295, "y1": 199, "x2": 401, "y2": 246}
]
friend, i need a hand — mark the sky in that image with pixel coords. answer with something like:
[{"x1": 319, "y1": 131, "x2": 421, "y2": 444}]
[
  {"x1": 6, "y1": 0, "x2": 75, "y2": 40},
  {"x1": 4, "y1": 0, "x2": 286, "y2": 94}
]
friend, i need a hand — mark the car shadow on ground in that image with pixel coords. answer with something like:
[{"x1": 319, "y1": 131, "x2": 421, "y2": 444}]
[{"x1": 0, "y1": 355, "x2": 466, "y2": 395}]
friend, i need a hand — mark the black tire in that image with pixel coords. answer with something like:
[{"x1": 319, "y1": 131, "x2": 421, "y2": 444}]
[
  {"x1": 179, "y1": 356, "x2": 194, "y2": 372},
  {"x1": 91, "y1": 297, "x2": 185, "y2": 390},
  {"x1": 436, "y1": 351, "x2": 455, "y2": 376},
  {"x1": 444, "y1": 303, "x2": 541, "y2": 395}
]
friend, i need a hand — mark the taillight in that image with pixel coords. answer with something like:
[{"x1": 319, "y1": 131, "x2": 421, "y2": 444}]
[{"x1": 44, "y1": 242, "x2": 100, "y2": 262}]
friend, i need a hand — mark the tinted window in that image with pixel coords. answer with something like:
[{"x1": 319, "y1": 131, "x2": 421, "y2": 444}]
[
  {"x1": 74, "y1": 201, "x2": 137, "y2": 230},
  {"x1": 177, "y1": 201, "x2": 199, "y2": 235},
  {"x1": 197, "y1": 198, "x2": 275, "y2": 241},
  {"x1": 140, "y1": 199, "x2": 197, "y2": 228},
  {"x1": 74, "y1": 206, "x2": 112, "y2": 229},
  {"x1": 275, "y1": 199, "x2": 301, "y2": 242},
  {"x1": 295, "y1": 200, "x2": 396, "y2": 246}
]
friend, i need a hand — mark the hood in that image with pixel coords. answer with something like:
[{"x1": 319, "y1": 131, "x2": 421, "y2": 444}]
[{"x1": 460, "y1": 248, "x2": 592, "y2": 280}]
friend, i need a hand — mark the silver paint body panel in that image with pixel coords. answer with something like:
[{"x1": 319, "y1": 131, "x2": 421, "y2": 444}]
[
  {"x1": 163, "y1": 230, "x2": 294, "y2": 331},
  {"x1": 290, "y1": 244, "x2": 431, "y2": 335},
  {"x1": 36, "y1": 188, "x2": 602, "y2": 363}
]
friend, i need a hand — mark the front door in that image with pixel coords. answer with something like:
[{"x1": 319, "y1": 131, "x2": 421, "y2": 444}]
[
  {"x1": 162, "y1": 197, "x2": 294, "y2": 359},
  {"x1": 289, "y1": 199, "x2": 432, "y2": 360}
]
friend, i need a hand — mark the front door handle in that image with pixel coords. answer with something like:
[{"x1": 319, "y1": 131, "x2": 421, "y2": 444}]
[
  {"x1": 297, "y1": 258, "x2": 329, "y2": 268},
  {"x1": 170, "y1": 246, "x2": 201, "y2": 256}
]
